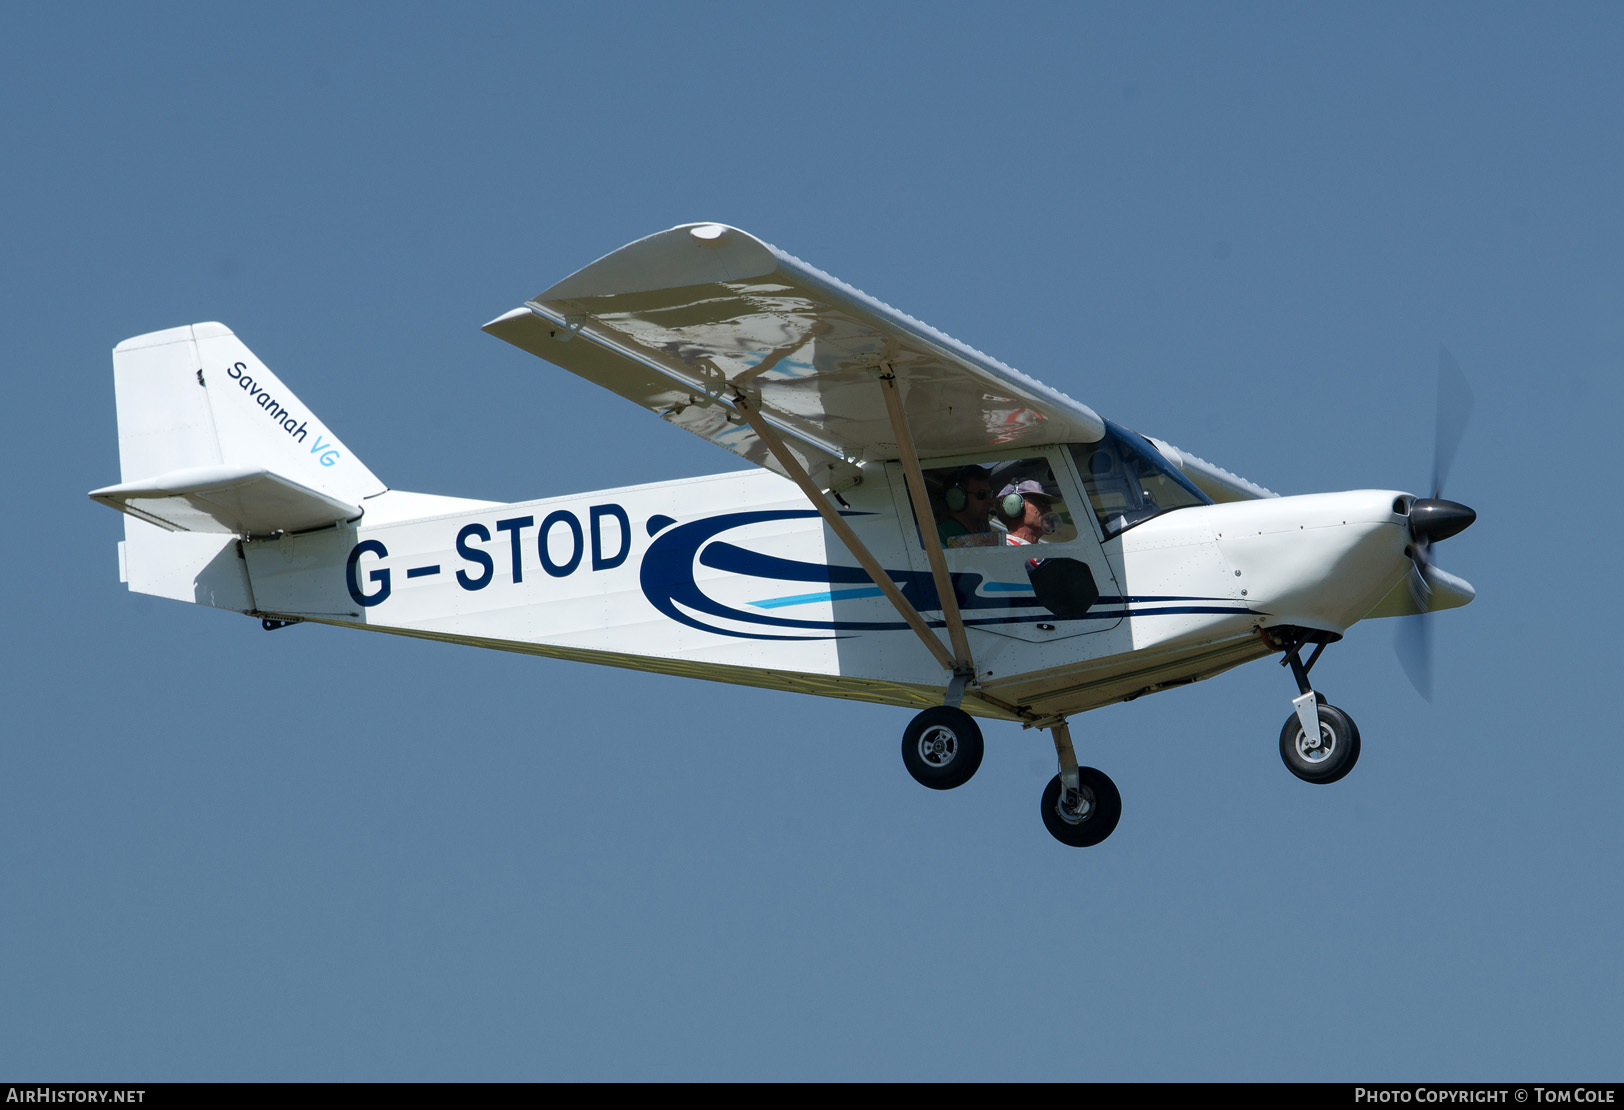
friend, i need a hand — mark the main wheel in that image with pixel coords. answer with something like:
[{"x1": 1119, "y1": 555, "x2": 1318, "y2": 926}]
[
  {"x1": 900, "y1": 706, "x2": 985, "y2": 790},
  {"x1": 1040, "y1": 767, "x2": 1122, "y2": 847},
  {"x1": 1279, "y1": 703, "x2": 1361, "y2": 783}
]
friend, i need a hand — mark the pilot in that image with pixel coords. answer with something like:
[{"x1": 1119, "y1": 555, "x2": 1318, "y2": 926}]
[
  {"x1": 996, "y1": 480, "x2": 1055, "y2": 545},
  {"x1": 937, "y1": 466, "x2": 996, "y2": 546}
]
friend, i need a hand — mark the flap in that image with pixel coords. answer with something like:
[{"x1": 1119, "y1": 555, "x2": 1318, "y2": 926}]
[
  {"x1": 89, "y1": 465, "x2": 363, "y2": 536},
  {"x1": 484, "y1": 223, "x2": 1109, "y2": 487}
]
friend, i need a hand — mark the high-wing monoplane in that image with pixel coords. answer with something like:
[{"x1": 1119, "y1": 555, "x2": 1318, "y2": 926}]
[{"x1": 91, "y1": 223, "x2": 1476, "y2": 845}]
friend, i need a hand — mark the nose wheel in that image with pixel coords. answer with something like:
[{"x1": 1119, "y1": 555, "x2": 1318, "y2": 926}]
[
  {"x1": 1270, "y1": 631, "x2": 1362, "y2": 784},
  {"x1": 1280, "y1": 702, "x2": 1361, "y2": 783}
]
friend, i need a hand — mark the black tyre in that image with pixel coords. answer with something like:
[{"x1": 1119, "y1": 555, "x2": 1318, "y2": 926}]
[
  {"x1": 900, "y1": 706, "x2": 984, "y2": 790},
  {"x1": 1040, "y1": 767, "x2": 1122, "y2": 847},
  {"x1": 1279, "y1": 703, "x2": 1361, "y2": 783}
]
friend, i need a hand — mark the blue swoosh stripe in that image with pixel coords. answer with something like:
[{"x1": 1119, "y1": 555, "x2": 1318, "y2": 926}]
[{"x1": 751, "y1": 586, "x2": 886, "y2": 609}]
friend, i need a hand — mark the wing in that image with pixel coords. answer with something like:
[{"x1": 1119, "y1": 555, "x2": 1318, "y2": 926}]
[{"x1": 483, "y1": 223, "x2": 1107, "y2": 487}]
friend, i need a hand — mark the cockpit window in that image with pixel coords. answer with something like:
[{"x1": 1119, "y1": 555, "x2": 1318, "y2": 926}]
[
  {"x1": 1069, "y1": 422, "x2": 1212, "y2": 538},
  {"x1": 917, "y1": 457, "x2": 1079, "y2": 549}
]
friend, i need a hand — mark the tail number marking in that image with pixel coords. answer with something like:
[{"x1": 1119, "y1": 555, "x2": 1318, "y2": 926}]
[{"x1": 345, "y1": 504, "x2": 630, "y2": 607}]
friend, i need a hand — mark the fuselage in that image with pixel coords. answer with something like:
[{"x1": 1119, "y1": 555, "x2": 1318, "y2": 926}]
[{"x1": 194, "y1": 460, "x2": 1423, "y2": 722}]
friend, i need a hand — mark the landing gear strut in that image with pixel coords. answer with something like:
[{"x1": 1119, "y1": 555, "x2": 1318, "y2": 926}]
[{"x1": 1273, "y1": 632, "x2": 1361, "y2": 784}]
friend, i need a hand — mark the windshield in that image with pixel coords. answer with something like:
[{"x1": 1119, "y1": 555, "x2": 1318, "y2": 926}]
[{"x1": 1069, "y1": 422, "x2": 1212, "y2": 538}]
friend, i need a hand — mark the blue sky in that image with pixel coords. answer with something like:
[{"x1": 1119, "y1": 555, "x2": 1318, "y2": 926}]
[{"x1": 3, "y1": 2, "x2": 1620, "y2": 1080}]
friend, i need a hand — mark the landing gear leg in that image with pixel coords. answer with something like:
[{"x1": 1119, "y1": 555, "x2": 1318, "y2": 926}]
[
  {"x1": 1039, "y1": 719, "x2": 1121, "y2": 847},
  {"x1": 1275, "y1": 635, "x2": 1361, "y2": 784}
]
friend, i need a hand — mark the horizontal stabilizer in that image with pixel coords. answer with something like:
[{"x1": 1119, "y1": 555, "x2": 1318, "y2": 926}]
[{"x1": 89, "y1": 465, "x2": 362, "y2": 536}]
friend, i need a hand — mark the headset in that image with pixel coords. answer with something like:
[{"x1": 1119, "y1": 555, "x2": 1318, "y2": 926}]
[
  {"x1": 945, "y1": 468, "x2": 1047, "y2": 522},
  {"x1": 943, "y1": 467, "x2": 991, "y2": 513}
]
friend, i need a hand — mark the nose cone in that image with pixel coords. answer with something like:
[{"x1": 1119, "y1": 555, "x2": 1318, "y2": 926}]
[{"x1": 1409, "y1": 498, "x2": 1476, "y2": 544}]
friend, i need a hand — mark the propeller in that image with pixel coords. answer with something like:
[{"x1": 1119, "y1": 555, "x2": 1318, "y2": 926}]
[{"x1": 1395, "y1": 347, "x2": 1476, "y2": 701}]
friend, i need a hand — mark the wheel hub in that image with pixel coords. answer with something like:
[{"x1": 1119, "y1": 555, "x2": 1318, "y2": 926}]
[
  {"x1": 1295, "y1": 725, "x2": 1336, "y2": 765},
  {"x1": 917, "y1": 726, "x2": 958, "y2": 768},
  {"x1": 1057, "y1": 785, "x2": 1095, "y2": 825}
]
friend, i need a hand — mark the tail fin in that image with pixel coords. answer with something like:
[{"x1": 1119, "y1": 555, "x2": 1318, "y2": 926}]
[{"x1": 91, "y1": 323, "x2": 385, "y2": 535}]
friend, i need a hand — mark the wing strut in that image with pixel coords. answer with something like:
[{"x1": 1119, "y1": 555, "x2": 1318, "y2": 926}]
[
  {"x1": 879, "y1": 368, "x2": 976, "y2": 678},
  {"x1": 730, "y1": 387, "x2": 958, "y2": 675}
]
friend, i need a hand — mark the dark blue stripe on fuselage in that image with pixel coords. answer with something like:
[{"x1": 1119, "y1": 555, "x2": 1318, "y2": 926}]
[{"x1": 638, "y1": 508, "x2": 1251, "y2": 641}]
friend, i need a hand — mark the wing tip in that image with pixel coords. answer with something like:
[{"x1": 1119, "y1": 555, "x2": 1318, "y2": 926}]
[
  {"x1": 482, "y1": 305, "x2": 533, "y2": 332},
  {"x1": 536, "y1": 222, "x2": 776, "y2": 302}
]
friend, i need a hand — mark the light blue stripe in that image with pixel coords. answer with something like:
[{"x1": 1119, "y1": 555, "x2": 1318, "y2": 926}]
[
  {"x1": 982, "y1": 582, "x2": 1033, "y2": 593},
  {"x1": 751, "y1": 586, "x2": 886, "y2": 609}
]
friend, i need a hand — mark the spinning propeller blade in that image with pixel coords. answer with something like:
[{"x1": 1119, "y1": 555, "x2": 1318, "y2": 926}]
[
  {"x1": 1432, "y1": 346, "x2": 1475, "y2": 499},
  {"x1": 1396, "y1": 347, "x2": 1476, "y2": 701},
  {"x1": 1395, "y1": 611, "x2": 1435, "y2": 702}
]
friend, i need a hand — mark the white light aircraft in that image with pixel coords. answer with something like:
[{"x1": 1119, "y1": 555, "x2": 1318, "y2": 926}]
[{"x1": 92, "y1": 223, "x2": 1476, "y2": 846}]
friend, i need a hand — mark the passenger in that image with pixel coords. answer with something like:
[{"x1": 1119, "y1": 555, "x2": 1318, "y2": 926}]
[
  {"x1": 996, "y1": 480, "x2": 1055, "y2": 545},
  {"x1": 937, "y1": 466, "x2": 996, "y2": 546}
]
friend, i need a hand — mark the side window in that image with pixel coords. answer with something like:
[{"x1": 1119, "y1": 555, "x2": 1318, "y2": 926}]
[{"x1": 917, "y1": 458, "x2": 1079, "y2": 549}]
